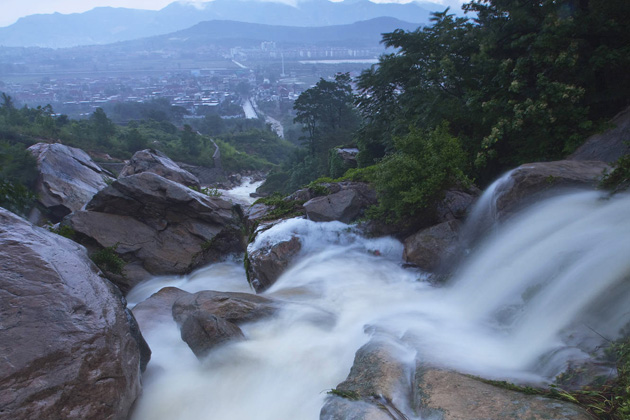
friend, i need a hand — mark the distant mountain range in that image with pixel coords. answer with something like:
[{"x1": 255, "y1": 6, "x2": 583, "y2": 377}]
[
  {"x1": 122, "y1": 17, "x2": 422, "y2": 50},
  {"x1": 0, "y1": 0, "x2": 452, "y2": 49}
]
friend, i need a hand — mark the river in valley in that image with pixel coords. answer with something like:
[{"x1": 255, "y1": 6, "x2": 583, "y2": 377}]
[{"x1": 127, "y1": 186, "x2": 630, "y2": 420}]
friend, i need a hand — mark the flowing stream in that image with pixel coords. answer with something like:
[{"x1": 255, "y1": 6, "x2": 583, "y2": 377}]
[{"x1": 128, "y1": 188, "x2": 630, "y2": 420}]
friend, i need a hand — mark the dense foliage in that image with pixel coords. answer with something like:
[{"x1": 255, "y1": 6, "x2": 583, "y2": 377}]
[
  {"x1": 356, "y1": 0, "x2": 630, "y2": 184},
  {"x1": 364, "y1": 124, "x2": 471, "y2": 223},
  {"x1": 259, "y1": 0, "x2": 630, "y2": 223}
]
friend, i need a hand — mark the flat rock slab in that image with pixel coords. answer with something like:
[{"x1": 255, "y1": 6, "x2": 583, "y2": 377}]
[
  {"x1": 0, "y1": 208, "x2": 145, "y2": 420},
  {"x1": 415, "y1": 367, "x2": 593, "y2": 420}
]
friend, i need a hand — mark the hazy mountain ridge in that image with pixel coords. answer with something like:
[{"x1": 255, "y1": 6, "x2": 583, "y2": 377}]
[
  {"x1": 124, "y1": 17, "x2": 421, "y2": 49},
  {"x1": 0, "y1": 0, "x2": 444, "y2": 49}
]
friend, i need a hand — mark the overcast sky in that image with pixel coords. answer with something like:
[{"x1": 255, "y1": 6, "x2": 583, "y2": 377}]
[{"x1": 0, "y1": 0, "x2": 466, "y2": 27}]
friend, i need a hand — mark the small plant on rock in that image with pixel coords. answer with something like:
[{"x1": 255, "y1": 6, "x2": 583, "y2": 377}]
[{"x1": 90, "y1": 243, "x2": 125, "y2": 275}]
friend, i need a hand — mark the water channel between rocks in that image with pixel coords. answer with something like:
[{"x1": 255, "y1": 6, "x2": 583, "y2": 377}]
[{"x1": 127, "y1": 189, "x2": 630, "y2": 420}]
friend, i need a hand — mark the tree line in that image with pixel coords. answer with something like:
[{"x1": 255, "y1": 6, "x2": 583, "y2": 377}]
[{"x1": 261, "y1": 0, "x2": 630, "y2": 223}]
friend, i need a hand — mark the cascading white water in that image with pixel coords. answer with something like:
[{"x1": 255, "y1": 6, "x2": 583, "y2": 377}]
[
  {"x1": 216, "y1": 177, "x2": 264, "y2": 206},
  {"x1": 128, "y1": 188, "x2": 630, "y2": 420}
]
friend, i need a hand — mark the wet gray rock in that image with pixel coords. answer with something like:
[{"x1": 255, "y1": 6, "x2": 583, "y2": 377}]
[
  {"x1": 304, "y1": 182, "x2": 376, "y2": 224},
  {"x1": 172, "y1": 290, "x2": 276, "y2": 359},
  {"x1": 172, "y1": 290, "x2": 277, "y2": 325},
  {"x1": 132, "y1": 287, "x2": 191, "y2": 332},
  {"x1": 180, "y1": 312, "x2": 245, "y2": 359},
  {"x1": 65, "y1": 172, "x2": 244, "y2": 293},
  {"x1": 322, "y1": 334, "x2": 592, "y2": 420},
  {"x1": 27, "y1": 143, "x2": 113, "y2": 222},
  {"x1": 403, "y1": 220, "x2": 461, "y2": 272},
  {"x1": 414, "y1": 366, "x2": 592, "y2": 420},
  {"x1": 120, "y1": 149, "x2": 200, "y2": 187},
  {"x1": 435, "y1": 186, "x2": 480, "y2": 223},
  {"x1": 494, "y1": 160, "x2": 610, "y2": 219},
  {"x1": 0, "y1": 208, "x2": 147, "y2": 420},
  {"x1": 247, "y1": 236, "x2": 302, "y2": 292},
  {"x1": 321, "y1": 338, "x2": 415, "y2": 420},
  {"x1": 569, "y1": 106, "x2": 630, "y2": 163}
]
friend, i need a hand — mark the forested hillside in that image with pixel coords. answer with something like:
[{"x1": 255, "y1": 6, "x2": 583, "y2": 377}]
[
  {"x1": 261, "y1": 0, "x2": 630, "y2": 223},
  {"x1": 0, "y1": 96, "x2": 294, "y2": 215}
]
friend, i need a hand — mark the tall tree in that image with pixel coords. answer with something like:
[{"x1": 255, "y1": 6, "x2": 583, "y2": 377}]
[{"x1": 294, "y1": 73, "x2": 358, "y2": 157}]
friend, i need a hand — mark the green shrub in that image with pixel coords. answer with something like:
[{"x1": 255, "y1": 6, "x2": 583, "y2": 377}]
[
  {"x1": 49, "y1": 224, "x2": 76, "y2": 239},
  {"x1": 601, "y1": 154, "x2": 630, "y2": 192},
  {"x1": 368, "y1": 123, "x2": 471, "y2": 224},
  {"x1": 0, "y1": 180, "x2": 36, "y2": 216},
  {"x1": 91, "y1": 244, "x2": 125, "y2": 275}
]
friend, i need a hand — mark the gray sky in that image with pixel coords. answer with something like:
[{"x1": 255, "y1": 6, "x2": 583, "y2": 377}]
[{"x1": 0, "y1": 0, "x2": 466, "y2": 27}]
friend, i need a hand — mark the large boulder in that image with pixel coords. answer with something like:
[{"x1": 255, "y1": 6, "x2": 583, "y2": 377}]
[
  {"x1": 28, "y1": 143, "x2": 113, "y2": 222},
  {"x1": 321, "y1": 338, "x2": 417, "y2": 420},
  {"x1": 403, "y1": 220, "x2": 461, "y2": 272},
  {"x1": 304, "y1": 182, "x2": 377, "y2": 224},
  {"x1": 435, "y1": 186, "x2": 480, "y2": 223},
  {"x1": 179, "y1": 312, "x2": 245, "y2": 359},
  {"x1": 494, "y1": 160, "x2": 610, "y2": 219},
  {"x1": 0, "y1": 208, "x2": 147, "y2": 420},
  {"x1": 569, "y1": 106, "x2": 630, "y2": 163},
  {"x1": 132, "y1": 287, "x2": 191, "y2": 331},
  {"x1": 172, "y1": 290, "x2": 277, "y2": 359},
  {"x1": 246, "y1": 235, "x2": 302, "y2": 292},
  {"x1": 65, "y1": 172, "x2": 244, "y2": 293},
  {"x1": 119, "y1": 149, "x2": 200, "y2": 187},
  {"x1": 172, "y1": 290, "x2": 277, "y2": 325}
]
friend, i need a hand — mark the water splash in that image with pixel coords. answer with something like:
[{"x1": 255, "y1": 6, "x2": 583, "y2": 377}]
[{"x1": 129, "y1": 191, "x2": 630, "y2": 420}]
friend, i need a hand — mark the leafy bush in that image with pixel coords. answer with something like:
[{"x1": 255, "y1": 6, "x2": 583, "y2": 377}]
[
  {"x1": 90, "y1": 244, "x2": 125, "y2": 275},
  {"x1": 367, "y1": 123, "x2": 470, "y2": 224},
  {"x1": 601, "y1": 154, "x2": 630, "y2": 192},
  {"x1": 0, "y1": 180, "x2": 36, "y2": 216}
]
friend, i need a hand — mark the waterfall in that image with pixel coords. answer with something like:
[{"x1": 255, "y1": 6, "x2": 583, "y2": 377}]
[{"x1": 128, "y1": 189, "x2": 630, "y2": 420}]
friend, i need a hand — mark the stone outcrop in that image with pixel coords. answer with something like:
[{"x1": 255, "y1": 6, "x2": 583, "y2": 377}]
[
  {"x1": 27, "y1": 143, "x2": 113, "y2": 222},
  {"x1": 246, "y1": 236, "x2": 302, "y2": 293},
  {"x1": 0, "y1": 208, "x2": 148, "y2": 420},
  {"x1": 322, "y1": 336, "x2": 592, "y2": 420},
  {"x1": 172, "y1": 290, "x2": 277, "y2": 359},
  {"x1": 65, "y1": 172, "x2": 244, "y2": 293},
  {"x1": 494, "y1": 160, "x2": 610, "y2": 219},
  {"x1": 569, "y1": 106, "x2": 630, "y2": 163},
  {"x1": 119, "y1": 149, "x2": 200, "y2": 187},
  {"x1": 403, "y1": 220, "x2": 461, "y2": 272},
  {"x1": 303, "y1": 182, "x2": 377, "y2": 224}
]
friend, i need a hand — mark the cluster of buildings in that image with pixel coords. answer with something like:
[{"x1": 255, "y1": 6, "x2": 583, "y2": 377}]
[
  {"x1": 2, "y1": 68, "x2": 309, "y2": 118},
  {"x1": 0, "y1": 39, "x2": 380, "y2": 119}
]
